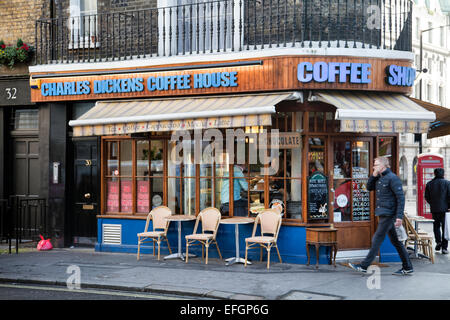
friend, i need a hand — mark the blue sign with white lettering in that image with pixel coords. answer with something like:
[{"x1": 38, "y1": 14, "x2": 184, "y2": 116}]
[
  {"x1": 40, "y1": 71, "x2": 238, "y2": 97},
  {"x1": 385, "y1": 65, "x2": 415, "y2": 87},
  {"x1": 297, "y1": 62, "x2": 372, "y2": 84}
]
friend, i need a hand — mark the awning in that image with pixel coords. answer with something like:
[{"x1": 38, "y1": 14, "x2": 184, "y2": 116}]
[
  {"x1": 69, "y1": 92, "x2": 302, "y2": 137},
  {"x1": 408, "y1": 97, "x2": 450, "y2": 139},
  {"x1": 309, "y1": 91, "x2": 436, "y2": 133}
]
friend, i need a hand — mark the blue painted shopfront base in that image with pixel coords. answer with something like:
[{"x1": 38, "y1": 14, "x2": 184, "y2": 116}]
[{"x1": 96, "y1": 218, "x2": 401, "y2": 265}]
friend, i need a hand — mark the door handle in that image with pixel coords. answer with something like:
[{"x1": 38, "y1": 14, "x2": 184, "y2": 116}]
[{"x1": 84, "y1": 193, "x2": 91, "y2": 199}]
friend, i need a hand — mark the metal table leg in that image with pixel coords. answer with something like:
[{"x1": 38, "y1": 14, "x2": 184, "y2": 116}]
[{"x1": 226, "y1": 224, "x2": 251, "y2": 266}]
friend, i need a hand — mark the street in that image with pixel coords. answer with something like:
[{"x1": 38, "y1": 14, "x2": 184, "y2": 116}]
[{"x1": 0, "y1": 282, "x2": 197, "y2": 300}]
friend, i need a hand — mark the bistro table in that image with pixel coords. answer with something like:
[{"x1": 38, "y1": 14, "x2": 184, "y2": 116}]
[
  {"x1": 408, "y1": 215, "x2": 434, "y2": 260},
  {"x1": 164, "y1": 215, "x2": 196, "y2": 261},
  {"x1": 445, "y1": 212, "x2": 450, "y2": 241},
  {"x1": 220, "y1": 217, "x2": 255, "y2": 266}
]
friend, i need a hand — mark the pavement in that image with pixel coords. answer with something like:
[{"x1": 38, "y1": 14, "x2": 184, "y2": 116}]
[{"x1": 1, "y1": 201, "x2": 449, "y2": 300}]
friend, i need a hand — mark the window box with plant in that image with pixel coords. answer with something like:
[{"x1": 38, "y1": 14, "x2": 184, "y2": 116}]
[{"x1": 0, "y1": 39, "x2": 34, "y2": 68}]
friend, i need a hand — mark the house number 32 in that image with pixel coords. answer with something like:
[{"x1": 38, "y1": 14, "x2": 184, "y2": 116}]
[{"x1": 5, "y1": 88, "x2": 17, "y2": 100}]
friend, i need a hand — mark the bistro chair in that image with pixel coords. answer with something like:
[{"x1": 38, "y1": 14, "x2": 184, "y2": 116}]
[
  {"x1": 403, "y1": 214, "x2": 434, "y2": 264},
  {"x1": 244, "y1": 208, "x2": 282, "y2": 269},
  {"x1": 185, "y1": 207, "x2": 223, "y2": 265},
  {"x1": 137, "y1": 206, "x2": 173, "y2": 261}
]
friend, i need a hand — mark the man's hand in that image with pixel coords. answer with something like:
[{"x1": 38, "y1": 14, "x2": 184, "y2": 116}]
[{"x1": 395, "y1": 218, "x2": 403, "y2": 228}]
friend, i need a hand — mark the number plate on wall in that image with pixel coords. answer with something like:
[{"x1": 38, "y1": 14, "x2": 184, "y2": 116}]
[{"x1": 0, "y1": 79, "x2": 33, "y2": 106}]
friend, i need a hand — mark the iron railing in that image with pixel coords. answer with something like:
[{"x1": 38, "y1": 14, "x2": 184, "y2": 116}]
[
  {"x1": 35, "y1": 0, "x2": 413, "y2": 65},
  {"x1": 0, "y1": 197, "x2": 49, "y2": 254}
]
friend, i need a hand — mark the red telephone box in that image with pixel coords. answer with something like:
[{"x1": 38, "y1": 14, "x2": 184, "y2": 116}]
[{"x1": 416, "y1": 153, "x2": 444, "y2": 219}]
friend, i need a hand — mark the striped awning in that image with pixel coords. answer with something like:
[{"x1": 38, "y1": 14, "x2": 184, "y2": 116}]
[
  {"x1": 310, "y1": 91, "x2": 436, "y2": 133},
  {"x1": 69, "y1": 92, "x2": 301, "y2": 137}
]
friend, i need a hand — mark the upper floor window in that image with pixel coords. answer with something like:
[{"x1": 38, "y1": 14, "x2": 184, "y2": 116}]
[
  {"x1": 158, "y1": 0, "x2": 240, "y2": 56},
  {"x1": 69, "y1": 0, "x2": 98, "y2": 48}
]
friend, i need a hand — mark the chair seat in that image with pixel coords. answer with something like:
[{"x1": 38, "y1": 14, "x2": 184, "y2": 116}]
[
  {"x1": 138, "y1": 231, "x2": 165, "y2": 238},
  {"x1": 245, "y1": 236, "x2": 276, "y2": 244},
  {"x1": 186, "y1": 234, "x2": 214, "y2": 241}
]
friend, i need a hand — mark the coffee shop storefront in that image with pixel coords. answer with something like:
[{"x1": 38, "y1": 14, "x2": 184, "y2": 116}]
[{"x1": 29, "y1": 54, "x2": 436, "y2": 264}]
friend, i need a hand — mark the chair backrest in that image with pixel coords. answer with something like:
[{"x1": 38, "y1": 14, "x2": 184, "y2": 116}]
[
  {"x1": 253, "y1": 209, "x2": 282, "y2": 240},
  {"x1": 196, "y1": 207, "x2": 221, "y2": 236},
  {"x1": 148, "y1": 206, "x2": 172, "y2": 232},
  {"x1": 403, "y1": 214, "x2": 419, "y2": 239}
]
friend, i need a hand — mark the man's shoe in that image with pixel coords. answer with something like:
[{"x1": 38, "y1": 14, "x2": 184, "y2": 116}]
[
  {"x1": 442, "y1": 249, "x2": 449, "y2": 254},
  {"x1": 348, "y1": 263, "x2": 367, "y2": 273},
  {"x1": 393, "y1": 268, "x2": 414, "y2": 276},
  {"x1": 435, "y1": 243, "x2": 442, "y2": 251}
]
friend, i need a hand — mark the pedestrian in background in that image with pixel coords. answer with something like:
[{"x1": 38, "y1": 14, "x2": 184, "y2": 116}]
[
  {"x1": 349, "y1": 156, "x2": 413, "y2": 276},
  {"x1": 425, "y1": 168, "x2": 450, "y2": 255}
]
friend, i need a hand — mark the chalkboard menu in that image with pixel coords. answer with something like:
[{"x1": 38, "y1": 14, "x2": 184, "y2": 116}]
[
  {"x1": 308, "y1": 172, "x2": 329, "y2": 220},
  {"x1": 352, "y1": 179, "x2": 370, "y2": 221}
]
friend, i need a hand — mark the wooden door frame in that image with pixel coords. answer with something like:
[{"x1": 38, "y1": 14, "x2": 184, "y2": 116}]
[{"x1": 329, "y1": 136, "x2": 374, "y2": 250}]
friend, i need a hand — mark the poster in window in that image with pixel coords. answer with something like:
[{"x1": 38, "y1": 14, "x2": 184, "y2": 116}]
[
  {"x1": 307, "y1": 172, "x2": 329, "y2": 220},
  {"x1": 352, "y1": 179, "x2": 370, "y2": 221},
  {"x1": 121, "y1": 180, "x2": 133, "y2": 212},
  {"x1": 106, "y1": 181, "x2": 119, "y2": 212},
  {"x1": 137, "y1": 180, "x2": 150, "y2": 213}
]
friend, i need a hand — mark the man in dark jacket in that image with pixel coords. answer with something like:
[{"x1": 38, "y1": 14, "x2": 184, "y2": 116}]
[
  {"x1": 350, "y1": 156, "x2": 413, "y2": 275},
  {"x1": 425, "y1": 168, "x2": 450, "y2": 254}
]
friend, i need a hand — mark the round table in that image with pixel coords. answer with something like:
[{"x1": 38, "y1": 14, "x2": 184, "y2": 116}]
[
  {"x1": 220, "y1": 217, "x2": 255, "y2": 266},
  {"x1": 164, "y1": 215, "x2": 196, "y2": 261}
]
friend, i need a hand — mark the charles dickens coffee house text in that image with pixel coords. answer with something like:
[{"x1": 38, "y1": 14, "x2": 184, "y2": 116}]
[{"x1": 28, "y1": 54, "x2": 437, "y2": 264}]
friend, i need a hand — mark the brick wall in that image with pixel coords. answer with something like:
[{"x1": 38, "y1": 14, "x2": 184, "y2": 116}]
[{"x1": 0, "y1": 0, "x2": 50, "y2": 48}]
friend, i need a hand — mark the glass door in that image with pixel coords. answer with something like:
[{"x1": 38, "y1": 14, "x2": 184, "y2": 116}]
[{"x1": 332, "y1": 139, "x2": 371, "y2": 223}]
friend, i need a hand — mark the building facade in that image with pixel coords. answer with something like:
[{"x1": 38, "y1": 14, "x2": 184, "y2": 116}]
[
  {"x1": 2, "y1": 0, "x2": 444, "y2": 264},
  {"x1": 400, "y1": 0, "x2": 450, "y2": 212}
]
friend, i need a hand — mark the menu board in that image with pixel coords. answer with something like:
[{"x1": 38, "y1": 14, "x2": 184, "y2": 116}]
[
  {"x1": 121, "y1": 180, "x2": 133, "y2": 212},
  {"x1": 137, "y1": 180, "x2": 150, "y2": 213},
  {"x1": 308, "y1": 172, "x2": 329, "y2": 220},
  {"x1": 352, "y1": 179, "x2": 370, "y2": 221},
  {"x1": 106, "y1": 181, "x2": 119, "y2": 212}
]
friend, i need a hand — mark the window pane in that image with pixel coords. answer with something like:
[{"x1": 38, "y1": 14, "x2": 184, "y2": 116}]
[
  {"x1": 106, "y1": 179, "x2": 119, "y2": 213},
  {"x1": 333, "y1": 179, "x2": 351, "y2": 222},
  {"x1": 308, "y1": 137, "x2": 325, "y2": 176},
  {"x1": 14, "y1": 109, "x2": 38, "y2": 130},
  {"x1": 120, "y1": 140, "x2": 132, "y2": 177},
  {"x1": 378, "y1": 137, "x2": 393, "y2": 168},
  {"x1": 352, "y1": 141, "x2": 369, "y2": 179},
  {"x1": 107, "y1": 141, "x2": 119, "y2": 176},
  {"x1": 333, "y1": 141, "x2": 351, "y2": 179},
  {"x1": 120, "y1": 179, "x2": 133, "y2": 213},
  {"x1": 151, "y1": 178, "x2": 164, "y2": 208},
  {"x1": 136, "y1": 140, "x2": 149, "y2": 177},
  {"x1": 352, "y1": 179, "x2": 370, "y2": 221},
  {"x1": 136, "y1": 179, "x2": 150, "y2": 213},
  {"x1": 168, "y1": 177, "x2": 182, "y2": 214}
]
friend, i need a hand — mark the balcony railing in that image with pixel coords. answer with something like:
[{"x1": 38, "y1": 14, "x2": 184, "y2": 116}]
[{"x1": 35, "y1": 0, "x2": 413, "y2": 65}]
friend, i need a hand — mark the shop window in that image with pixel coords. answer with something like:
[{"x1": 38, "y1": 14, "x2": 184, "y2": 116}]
[
  {"x1": 308, "y1": 111, "x2": 337, "y2": 133},
  {"x1": 12, "y1": 109, "x2": 39, "y2": 130}
]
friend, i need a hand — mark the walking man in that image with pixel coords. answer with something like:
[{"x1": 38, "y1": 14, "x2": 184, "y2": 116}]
[
  {"x1": 349, "y1": 156, "x2": 413, "y2": 275},
  {"x1": 425, "y1": 168, "x2": 450, "y2": 254}
]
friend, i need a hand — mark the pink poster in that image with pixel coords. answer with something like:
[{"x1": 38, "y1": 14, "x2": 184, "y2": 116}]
[
  {"x1": 106, "y1": 181, "x2": 119, "y2": 212},
  {"x1": 137, "y1": 180, "x2": 150, "y2": 213},
  {"x1": 121, "y1": 180, "x2": 133, "y2": 212}
]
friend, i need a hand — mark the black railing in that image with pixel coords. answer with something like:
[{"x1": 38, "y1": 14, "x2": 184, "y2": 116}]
[
  {"x1": 35, "y1": 0, "x2": 413, "y2": 65},
  {"x1": 0, "y1": 197, "x2": 49, "y2": 254}
]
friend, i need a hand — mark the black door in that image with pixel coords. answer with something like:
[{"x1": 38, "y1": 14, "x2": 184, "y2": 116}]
[{"x1": 71, "y1": 138, "x2": 99, "y2": 246}]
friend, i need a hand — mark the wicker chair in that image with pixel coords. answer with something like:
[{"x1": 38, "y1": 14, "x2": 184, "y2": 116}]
[
  {"x1": 137, "y1": 206, "x2": 173, "y2": 261},
  {"x1": 185, "y1": 207, "x2": 223, "y2": 264},
  {"x1": 403, "y1": 214, "x2": 434, "y2": 264},
  {"x1": 244, "y1": 209, "x2": 282, "y2": 269}
]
